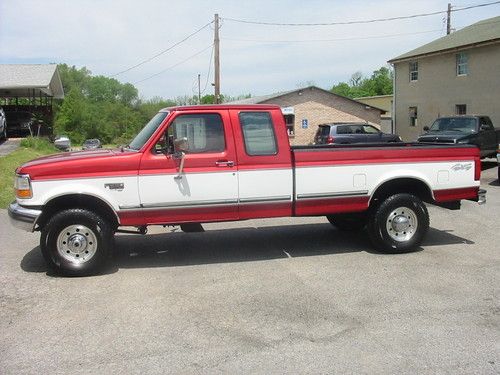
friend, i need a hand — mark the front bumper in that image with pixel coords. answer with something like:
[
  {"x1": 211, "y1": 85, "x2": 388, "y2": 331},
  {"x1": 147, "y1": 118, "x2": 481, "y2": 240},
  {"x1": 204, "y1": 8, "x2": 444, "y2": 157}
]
[{"x1": 8, "y1": 201, "x2": 42, "y2": 232}]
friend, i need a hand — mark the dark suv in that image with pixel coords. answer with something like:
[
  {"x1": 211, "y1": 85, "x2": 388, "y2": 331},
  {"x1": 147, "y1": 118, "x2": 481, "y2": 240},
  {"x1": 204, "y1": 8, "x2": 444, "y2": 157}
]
[{"x1": 314, "y1": 123, "x2": 401, "y2": 145}]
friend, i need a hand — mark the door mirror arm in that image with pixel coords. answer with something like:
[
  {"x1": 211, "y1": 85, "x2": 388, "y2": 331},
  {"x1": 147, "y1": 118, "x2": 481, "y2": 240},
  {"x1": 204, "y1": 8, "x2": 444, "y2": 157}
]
[{"x1": 173, "y1": 151, "x2": 186, "y2": 180}]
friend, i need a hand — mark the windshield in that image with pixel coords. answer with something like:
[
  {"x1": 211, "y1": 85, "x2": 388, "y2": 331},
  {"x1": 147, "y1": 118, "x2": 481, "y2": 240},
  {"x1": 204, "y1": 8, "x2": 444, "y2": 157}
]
[
  {"x1": 128, "y1": 111, "x2": 168, "y2": 150},
  {"x1": 429, "y1": 117, "x2": 477, "y2": 133}
]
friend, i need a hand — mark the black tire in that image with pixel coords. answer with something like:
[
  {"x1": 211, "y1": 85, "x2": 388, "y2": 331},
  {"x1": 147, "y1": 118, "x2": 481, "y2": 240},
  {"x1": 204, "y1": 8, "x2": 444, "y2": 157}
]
[
  {"x1": 327, "y1": 212, "x2": 367, "y2": 231},
  {"x1": 40, "y1": 209, "x2": 113, "y2": 276},
  {"x1": 367, "y1": 193, "x2": 429, "y2": 254}
]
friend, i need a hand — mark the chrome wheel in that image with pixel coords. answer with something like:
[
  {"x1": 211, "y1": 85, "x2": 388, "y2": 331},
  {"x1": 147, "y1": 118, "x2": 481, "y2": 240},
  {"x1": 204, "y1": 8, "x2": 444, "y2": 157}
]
[
  {"x1": 385, "y1": 206, "x2": 418, "y2": 242},
  {"x1": 56, "y1": 225, "x2": 98, "y2": 263}
]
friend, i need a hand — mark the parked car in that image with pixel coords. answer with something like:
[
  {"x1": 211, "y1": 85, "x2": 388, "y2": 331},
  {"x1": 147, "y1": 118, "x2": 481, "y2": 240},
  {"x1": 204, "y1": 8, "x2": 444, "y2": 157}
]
[
  {"x1": 54, "y1": 136, "x2": 71, "y2": 151},
  {"x1": 0, "y1": 106, "x2": 7, "y2": 140},
  {"x1": 9, "y1": 105, "x2": 484, "y2": 276},
  {"x1": 82, "y1": 138, "x2": 102, "y2": 150},
  {"x1": 314, "y1": 123, "x2": 402, "y2": 145},
  {"x1": 417, "y1": 115, "x2": 500, "y2": 159},
  {"x1": 4, "y1": 111, "x2": 33, "y2": 136}
]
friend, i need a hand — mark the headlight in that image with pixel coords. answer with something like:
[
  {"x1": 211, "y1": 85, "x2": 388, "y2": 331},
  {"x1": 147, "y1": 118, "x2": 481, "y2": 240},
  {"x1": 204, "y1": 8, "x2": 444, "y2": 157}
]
[
  {"x1": 457, "y1": 139, "x2": 469, "y2": 144},
  {"x1": 14, "y1": 174, "x2": 32, "y2": 199}
]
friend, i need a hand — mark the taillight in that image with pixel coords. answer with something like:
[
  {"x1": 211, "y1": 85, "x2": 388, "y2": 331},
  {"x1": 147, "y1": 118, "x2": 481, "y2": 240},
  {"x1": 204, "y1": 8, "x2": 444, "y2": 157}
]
[
  {"x1": 327, "y1": 136, "x2": 334, "y2": 144},
  {"x1": 474, "y1": 157, "x2": 481, "y2": 181}
]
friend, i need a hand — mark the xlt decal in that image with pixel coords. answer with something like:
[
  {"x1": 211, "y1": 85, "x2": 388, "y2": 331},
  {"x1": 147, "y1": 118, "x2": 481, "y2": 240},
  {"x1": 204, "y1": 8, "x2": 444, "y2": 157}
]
[{"x1": 451, "y1": 163, "x2": 472, "y2": 171}]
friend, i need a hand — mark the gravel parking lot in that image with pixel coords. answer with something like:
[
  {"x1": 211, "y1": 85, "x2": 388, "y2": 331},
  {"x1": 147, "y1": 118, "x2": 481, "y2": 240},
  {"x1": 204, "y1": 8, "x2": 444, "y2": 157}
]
[{"x1": 1, "y1": 162, "x2": 499, "y2": 374}]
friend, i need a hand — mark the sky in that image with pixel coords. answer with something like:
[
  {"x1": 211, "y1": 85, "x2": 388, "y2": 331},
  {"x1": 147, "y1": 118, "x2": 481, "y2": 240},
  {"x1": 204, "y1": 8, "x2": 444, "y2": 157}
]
[{"x1": 1, "y1": 0, "x2": 499, "y2": 100}]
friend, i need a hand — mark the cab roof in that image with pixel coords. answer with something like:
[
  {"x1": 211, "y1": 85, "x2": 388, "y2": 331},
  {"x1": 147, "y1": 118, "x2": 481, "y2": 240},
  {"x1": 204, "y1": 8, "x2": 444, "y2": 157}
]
[{"x1": 159, "y1": 104, "x2": 281, "y2": 112}]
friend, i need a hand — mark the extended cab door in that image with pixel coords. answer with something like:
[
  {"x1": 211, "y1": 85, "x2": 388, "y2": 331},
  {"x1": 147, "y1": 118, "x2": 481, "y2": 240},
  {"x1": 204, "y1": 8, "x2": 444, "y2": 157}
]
[
  {"x1": 138, "y1": 110, "x2": 239, "y2": 224},
  {"x1": 229, "y1": 109, "x2": 293, "y2": 219}
]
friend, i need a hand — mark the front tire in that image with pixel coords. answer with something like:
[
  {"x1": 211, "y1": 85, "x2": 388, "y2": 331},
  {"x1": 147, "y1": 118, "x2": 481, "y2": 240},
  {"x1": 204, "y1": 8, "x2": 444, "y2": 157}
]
[
  {"x1": 40, "y1": 209, "x2": 113, "y2": 276},
  {"x1": 367, "y1": 193, "x2": 429, "y2": 254}
]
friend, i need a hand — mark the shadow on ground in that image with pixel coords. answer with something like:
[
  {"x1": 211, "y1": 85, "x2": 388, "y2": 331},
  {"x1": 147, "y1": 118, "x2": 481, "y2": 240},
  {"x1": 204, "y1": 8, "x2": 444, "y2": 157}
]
[
  {"x1": 21, "y1": 223, "x2": 474, "y2": 276},
  {"x1": 481, "y1": 161, "x2": 497, "y2": 171}
]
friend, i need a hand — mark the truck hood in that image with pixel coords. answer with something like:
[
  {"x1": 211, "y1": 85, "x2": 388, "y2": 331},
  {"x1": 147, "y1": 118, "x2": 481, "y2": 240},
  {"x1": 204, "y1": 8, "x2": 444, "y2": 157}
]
[
  {"x1": 417, "y1": 131, "x2": 470, "y2": 143},
  {"x1": 17, "y1": 149, "x2": 142, "y2": 180}
]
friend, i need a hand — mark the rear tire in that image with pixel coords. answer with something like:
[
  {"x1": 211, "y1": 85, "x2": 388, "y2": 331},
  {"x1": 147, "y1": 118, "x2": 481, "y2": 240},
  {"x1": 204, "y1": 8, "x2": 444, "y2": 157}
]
[
  {"x1": 367, "y1": 193, "x2": 429, "y2": 254},
  {"x1": 40, "y1": 209, "x2": 113, "y2": 276},
  {"x1": 326, "y1": 212, "x2": 367, "y2": 231}
]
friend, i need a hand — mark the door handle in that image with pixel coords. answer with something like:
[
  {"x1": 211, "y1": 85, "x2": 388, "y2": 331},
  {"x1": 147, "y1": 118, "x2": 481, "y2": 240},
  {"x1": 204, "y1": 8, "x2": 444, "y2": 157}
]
[{"x1": 215, "y1": 160, "x2": 234, "y2": 167}]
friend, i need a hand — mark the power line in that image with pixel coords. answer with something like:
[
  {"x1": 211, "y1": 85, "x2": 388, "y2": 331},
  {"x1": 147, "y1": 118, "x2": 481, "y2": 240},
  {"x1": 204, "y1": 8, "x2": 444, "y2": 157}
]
[
  {"x1": 133, "y1": 44, "x2": 213, "y2": 84},
  {"x1": 111, "y1": 21, "x2": 213, "y2": 77},
  {"x1": 222, "y1": 29, "x2": 444, "y2": 44},
  {"x1": 222, "y1": 1, "x2": 500, "y2": 26}
]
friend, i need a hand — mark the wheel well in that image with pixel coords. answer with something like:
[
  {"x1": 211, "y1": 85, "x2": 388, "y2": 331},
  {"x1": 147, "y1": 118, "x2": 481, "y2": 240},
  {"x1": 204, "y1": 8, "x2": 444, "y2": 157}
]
[
  {"x1": 37, "y1": 194, "x2": 119, "y2": 231},
  {"x1": 370, "y1": 178, "x2": 433, "y2": 207}
]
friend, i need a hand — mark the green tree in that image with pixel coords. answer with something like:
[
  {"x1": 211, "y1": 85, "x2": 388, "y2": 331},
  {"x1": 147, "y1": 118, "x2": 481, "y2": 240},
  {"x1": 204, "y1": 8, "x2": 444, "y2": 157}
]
[{"x1": 331, "y1": 66, "x2": 393, "y2": 98}]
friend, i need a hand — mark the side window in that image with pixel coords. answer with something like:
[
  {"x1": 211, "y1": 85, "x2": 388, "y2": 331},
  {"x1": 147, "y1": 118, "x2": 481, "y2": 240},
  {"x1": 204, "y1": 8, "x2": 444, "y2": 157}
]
[
  {"x1": 480, "y1": 117, "x2": 493, "y2": 130},
  {"x1": 363, "y1": 125, "x2": 380, "y2": 134},
  {"x1": 352, "y1": 125, "x2": 363, "y2": 134},
  {"x1": 168, "y1": 113, "x2": 225, "y2": 153},
  {"x1": 239, "y1": 112, "x2": 277, "y2": 156},
  {"x1": 337, "y1": 126, "x2": 350, "y2": 134}
]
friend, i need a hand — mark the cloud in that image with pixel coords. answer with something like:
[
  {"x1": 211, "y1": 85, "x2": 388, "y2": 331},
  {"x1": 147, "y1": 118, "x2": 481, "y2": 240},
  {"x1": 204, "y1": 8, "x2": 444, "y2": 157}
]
[{"x1": 0, "y1": 0, "x2": 497, "y2": 98}]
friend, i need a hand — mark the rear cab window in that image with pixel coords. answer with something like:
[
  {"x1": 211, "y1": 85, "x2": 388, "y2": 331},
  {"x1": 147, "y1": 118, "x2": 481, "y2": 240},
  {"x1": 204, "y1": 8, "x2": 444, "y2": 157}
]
[{"x1": 239, "y1": 112, "x2": 277, "y2": 155}]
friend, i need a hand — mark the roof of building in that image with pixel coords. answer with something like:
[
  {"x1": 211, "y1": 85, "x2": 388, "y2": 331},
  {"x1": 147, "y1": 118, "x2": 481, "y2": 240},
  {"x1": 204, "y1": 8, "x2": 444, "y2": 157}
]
[
  {"x1": 228, "y1": 89, "x2": 297, "y2": 104},
  {"x1": 389, "y1": 16, "x2": 500, "y2": 63},
  {"x1": 0, "y1": 64, "x2": 64, "y2": 99},
  {"x1": 228, "y1": 86, "x2": 386, "y2": 113}
]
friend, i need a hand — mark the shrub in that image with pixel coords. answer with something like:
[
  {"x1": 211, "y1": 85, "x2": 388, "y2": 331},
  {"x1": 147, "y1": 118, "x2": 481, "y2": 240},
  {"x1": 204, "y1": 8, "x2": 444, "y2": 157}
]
[{"x1": 20, "y1": 137, "x2": 58, "y2": 153}]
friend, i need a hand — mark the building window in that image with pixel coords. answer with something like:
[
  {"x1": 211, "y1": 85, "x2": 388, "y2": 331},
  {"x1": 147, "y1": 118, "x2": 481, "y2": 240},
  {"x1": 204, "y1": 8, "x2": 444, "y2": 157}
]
[
  {"x1": 456, "y1": 52, "x2": 468, "y2": 76},
  {"x1": 409, "y1": 61, "x2": 418, "y2": 82},
  {"x1": 409, "y1": 106, "x2": 418, "y2": 126},
  {"x1": 284, "y1": 114, "x2": 295, "y2": 136},
  {"x1": 455, "y1": 104, "x2": 467, "y2": 115}
]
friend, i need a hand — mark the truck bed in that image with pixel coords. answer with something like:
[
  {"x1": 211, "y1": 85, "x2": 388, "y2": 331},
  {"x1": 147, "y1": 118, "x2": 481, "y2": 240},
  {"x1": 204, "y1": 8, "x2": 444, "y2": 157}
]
[{"x1": 291, "y1": 142, "x2": 480, "y2": 216}]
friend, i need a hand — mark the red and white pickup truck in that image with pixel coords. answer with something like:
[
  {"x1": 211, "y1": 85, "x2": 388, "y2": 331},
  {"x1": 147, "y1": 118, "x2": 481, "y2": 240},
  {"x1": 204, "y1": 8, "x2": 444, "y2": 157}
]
[{"x1": 9, "y1": 105, "x2": 486, "y2": 276}]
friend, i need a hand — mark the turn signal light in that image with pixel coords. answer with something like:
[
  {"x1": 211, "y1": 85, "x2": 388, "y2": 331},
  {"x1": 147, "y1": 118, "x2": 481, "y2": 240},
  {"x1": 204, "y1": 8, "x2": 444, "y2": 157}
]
[{"x1": 14, "y1": 174, "x2": 33, "y2": 199}]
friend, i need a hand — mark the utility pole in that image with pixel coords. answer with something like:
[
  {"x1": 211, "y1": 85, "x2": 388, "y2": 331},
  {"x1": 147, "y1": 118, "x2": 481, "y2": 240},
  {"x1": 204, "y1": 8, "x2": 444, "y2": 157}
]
[
  {"x1": 447, "y1": 3, "x2": 452, "y2": 35},
  {"x1": 197, "y1": 73, "x2": 201, "y2": 104},
  {"x1": 214, "y1": 13, "x2": 221, "y2": 104}
]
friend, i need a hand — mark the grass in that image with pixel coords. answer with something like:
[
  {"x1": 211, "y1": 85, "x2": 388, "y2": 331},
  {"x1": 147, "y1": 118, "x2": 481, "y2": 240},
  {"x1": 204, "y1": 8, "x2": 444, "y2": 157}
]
[{"x1": 0, "y1": 138, "x2": 59, "y2": 209}]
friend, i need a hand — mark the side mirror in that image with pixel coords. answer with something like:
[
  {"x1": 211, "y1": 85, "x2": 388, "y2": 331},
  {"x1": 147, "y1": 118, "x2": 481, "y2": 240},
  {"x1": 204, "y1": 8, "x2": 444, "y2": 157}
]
[
  {"x1": 174, "y1": 137, "x2": 189, "y2": 153},
  {"x1": 423, "y1": 126, "x2": 430, "y2": 132},
  {"x1": 480, "y1": 125, "x2": 489, "y2": 131}
]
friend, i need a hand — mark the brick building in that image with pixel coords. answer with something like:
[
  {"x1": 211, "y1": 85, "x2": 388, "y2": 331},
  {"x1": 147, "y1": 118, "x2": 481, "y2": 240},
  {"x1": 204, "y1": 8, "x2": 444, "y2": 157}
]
[{"x1": 230, "y1": 86, "x2": 385, "y2": 145}]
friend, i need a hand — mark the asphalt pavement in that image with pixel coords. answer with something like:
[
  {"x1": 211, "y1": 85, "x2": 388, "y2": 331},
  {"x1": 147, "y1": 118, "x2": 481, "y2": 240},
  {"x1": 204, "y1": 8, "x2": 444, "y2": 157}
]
[
  {"x1": 0, "y1": 138, "x2": 21, "y2": 156},
  {"x1": 0, "y1": 162, "x2": 499, "y2": 374}
]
